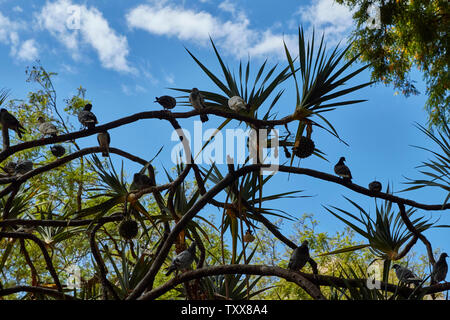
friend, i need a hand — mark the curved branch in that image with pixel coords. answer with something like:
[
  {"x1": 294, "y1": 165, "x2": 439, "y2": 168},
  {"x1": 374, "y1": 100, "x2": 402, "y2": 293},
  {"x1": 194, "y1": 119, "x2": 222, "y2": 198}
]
[
  {"x1": 0, "y1": 285, "x2": 76, "y2": 300},
  {"x1": 0, "y1": 232, "x2": 63, "y2": 292},
  {"x1": 0, "y1": 213, "x2": 123, "y2": 228},
  {"x1": 139, "y1": 264, "x2": 325, "y2": 300},
  {"x1": 89, "y1": 223, "x2": 120, "y2": 300},
  {"x1": 397, "y1": 203, "x2": 435, "y2": 265},
  {"x1": 0, "y1": 108, "x2": 291, "y2": 163}
]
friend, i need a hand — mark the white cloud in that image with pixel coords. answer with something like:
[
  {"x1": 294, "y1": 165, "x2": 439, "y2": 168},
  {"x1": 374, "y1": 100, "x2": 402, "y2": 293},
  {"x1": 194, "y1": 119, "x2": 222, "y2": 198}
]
[
  {"x1": 0, "y1": 12, "x2": 20, "y2": 45},
  {"x1": 12, "y1": 6, "x2": 23, "y2": 13},
  {"x1": 126, "y1": 3, "x2": 292, "y2": 59},
  {"x1": 296, "y1": 0, "x2": 354, "y2": 44},
  {"x1": 0, "y1": 12, "x2": 39, "y2": 61},
  {"x1": 36, "y1": 0, "x2": 134, "y2": 73},
  {"x1": 15, "y1": 39, "x2": 39, "y2": 61}
]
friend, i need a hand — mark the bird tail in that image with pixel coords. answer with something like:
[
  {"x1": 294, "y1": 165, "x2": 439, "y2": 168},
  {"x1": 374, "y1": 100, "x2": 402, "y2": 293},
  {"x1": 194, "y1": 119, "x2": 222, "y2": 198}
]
[{"x1": 200, "y1": 114, "x2": 209, "y2": 122}]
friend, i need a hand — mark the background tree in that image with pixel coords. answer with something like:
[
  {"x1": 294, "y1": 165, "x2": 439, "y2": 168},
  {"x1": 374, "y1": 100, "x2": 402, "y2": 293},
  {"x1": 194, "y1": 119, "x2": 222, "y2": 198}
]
[{"x1": 335, "y1": 0, "x2": 449, "y2": 127}]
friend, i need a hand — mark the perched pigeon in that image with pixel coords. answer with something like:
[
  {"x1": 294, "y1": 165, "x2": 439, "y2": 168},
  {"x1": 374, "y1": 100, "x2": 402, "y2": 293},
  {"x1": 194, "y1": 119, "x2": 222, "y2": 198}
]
[
  {"x1": 130, "y1": 173, "x2": 154, "y2": 191},
  {"x1": 155, "y1": 96, "x2": 176, "y2": 110},
  {"x1": 165, "y1": 242, "x2": 197, "y2": 276},
  {"x1": 334, "y1": 157, "x2": 352, "y2": 182},
  {"x1": 369, "y1": 181, "x2": 382, "y2": 193},
  {"x1": 392, "y1": 264, "x2": 422, "y2": 286},
  {"x1": 15, "y1": 160, "x2": 33, "y2": 175},
  {"x1": 50, "y1": 145, "x2": 66, "y2": 157},
  {"x1": 1, "y1": 161, "x2": 17, "y2": 176},
  {"x1": 228, "y1": 96, "x2": 247, "y2": 112},
  {"x1": 288, "y1": 240, "x2": 310, "y2": 272},
  {"x1": 78, "y1": 104, "x2": 98, "y2": 129},
  {"x1": 37, "y1": 116, "x2": 58, "y2": 137},
  {"x1": 431, "y1": 253, "x2": 448, "y2": 283},
  {"x1": 97, "y1": 130, "x2": 110, "y2": 157},
  {"x1": 0, "y1": 108, "x2": 26, "y2": 138},
  {"x1": 189, "y1": 88, "x2": 208, "y2": 122}
]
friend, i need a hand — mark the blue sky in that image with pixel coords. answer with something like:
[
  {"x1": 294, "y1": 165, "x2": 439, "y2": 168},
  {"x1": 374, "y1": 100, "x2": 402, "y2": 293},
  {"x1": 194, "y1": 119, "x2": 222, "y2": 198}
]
[{"x1": 0, "y1": 0, "x2": 448, "y2": 271}]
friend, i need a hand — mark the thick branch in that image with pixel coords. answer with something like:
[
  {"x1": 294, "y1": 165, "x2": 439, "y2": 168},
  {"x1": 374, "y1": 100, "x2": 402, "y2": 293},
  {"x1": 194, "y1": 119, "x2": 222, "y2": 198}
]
[
  {"x1": 0, "y1": 285, "x2": 76, "y2": 300},
  {"x1": 139, "y1": 264, "x2": 325, "y2": 300}
]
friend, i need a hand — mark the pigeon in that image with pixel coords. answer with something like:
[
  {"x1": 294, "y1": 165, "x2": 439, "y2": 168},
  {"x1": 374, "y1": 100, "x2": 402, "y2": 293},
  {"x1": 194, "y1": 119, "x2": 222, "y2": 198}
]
[
  {"x1": 1, "y1": 161, "x2": 17, "y2": 176},
  {"x1": 369, "y1": 181, "x2": 382, "y2": 193},
  {"x1": 97, "y1": 130, "x2": 110, "y2": 157},
  {"x1": 431, "y1": 252, "x2": 448, "y2": 283},
  {"x1": 37, "y1": 116, "x2": 58, "y2": 137},
  {"x1": 189, "y1": 88, "x2": 208, "y2": 122},
  {"x1": 15, "y1": 160, "x2": 33, "y2": 175},
  {"x1": 50, "y1": 145, "x2": 66, "y2": 157},
  {"x1": 0, "y1": 108, "x2": 26, "y2": 138},
  {"x1": 228, "y1": 96, "x2": 247, "y2": 112},
  {"x1": 392, "y1": 264, "x2": 422, "y2": 286},
  {"x1": 155, "y1": 96, "x2": 176, "y2": 110},
  {"x1": 334, "y1": 157, "x2": 352, "y2": 182},
  {"x1": 130, "y1": 173, "x2": 154, "y2": 191},
  {"x1": 165, "y1": 242, "x2": 197, "y2": 276},
  {"x1": 78, "y1": 104, "x2": 98, "y2": 129},
  {"x1": 288, "y1": 240, "x2": 310, "y2": 272}
]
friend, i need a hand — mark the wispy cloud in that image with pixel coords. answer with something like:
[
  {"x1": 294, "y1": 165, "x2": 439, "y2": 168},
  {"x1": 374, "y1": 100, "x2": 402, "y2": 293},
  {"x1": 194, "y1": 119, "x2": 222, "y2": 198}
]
[
  {"x1": 0, "y1": 11, "x2": 39, "y2": 61},
  {"x1": 36, "y1": 0, "x2": 135, "y2": 73},
  {"x1": 14, "y1": 39, "x2": 39, "y2": 61},
  {"x1": 126, "y1": 2, "x2": 296, "y2": 59},
  {"x1": 296, "y1": 0, "x2": 354, "y2": 44}
]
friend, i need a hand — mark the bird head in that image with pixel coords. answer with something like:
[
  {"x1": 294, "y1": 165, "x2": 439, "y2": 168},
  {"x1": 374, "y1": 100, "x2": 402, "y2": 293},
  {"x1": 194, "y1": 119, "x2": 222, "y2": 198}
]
[
  {"x1": 191, "y1": 88, "x2": 199, "y2": 94},
  {"x1": 84, "y1": 103, "x2": 93, "y2": 111},
  {"x1": 392, "y1": 264, "x2": 400, "y2": 270},
  {"x1": 339, "y1": 156, "x2": 346, "y2": 163},
  {"x1": 0, "y1": 108, "x2": 6, "y2": 113},
  {"x1": 441, "y1": 252, "x2": 448, "y2": 259},
  {"x1": 154, "y1": 97, "x2": 159, "y2": 102},
  {"x1": 301, "y1": 240, "x2": 309, "y2": 247},
  {"x1": 38, "y1": 116, "x2": 45, "y2": 123}
]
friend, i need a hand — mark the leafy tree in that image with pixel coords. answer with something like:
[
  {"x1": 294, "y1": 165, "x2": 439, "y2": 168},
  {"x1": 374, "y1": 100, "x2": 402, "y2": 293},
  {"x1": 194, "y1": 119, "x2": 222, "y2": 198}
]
[{"x1": 335, "y1": 0, "x2": 449, "y2": 127}]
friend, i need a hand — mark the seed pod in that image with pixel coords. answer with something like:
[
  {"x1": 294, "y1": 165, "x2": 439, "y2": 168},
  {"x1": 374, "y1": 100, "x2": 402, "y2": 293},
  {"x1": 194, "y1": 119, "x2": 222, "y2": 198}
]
[
  {"x1": 293, "y1": 136, "x2": 315, "y2": 159},
  {"x1": 118, "y1": 218, "x2": 139, "y2": 240}
]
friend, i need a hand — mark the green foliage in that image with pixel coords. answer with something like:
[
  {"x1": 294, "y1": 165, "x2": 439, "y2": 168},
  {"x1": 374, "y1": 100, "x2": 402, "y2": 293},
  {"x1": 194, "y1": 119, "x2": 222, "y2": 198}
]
[{"x1": 335, "y1": 0, "x2": 449, "y2": 127}]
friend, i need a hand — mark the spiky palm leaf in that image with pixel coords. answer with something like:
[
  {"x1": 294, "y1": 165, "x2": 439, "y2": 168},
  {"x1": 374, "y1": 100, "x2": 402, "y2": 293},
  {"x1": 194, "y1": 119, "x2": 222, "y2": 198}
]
[
  {"x1": 321, "y1": 188, "x2": 446, "y2": 260},
  {"x1": 402, "y1": 122, "x2": 450, "y2": 206},
  {"x1": 284, "y1": 27, "x2": 373, "y2": 164}
]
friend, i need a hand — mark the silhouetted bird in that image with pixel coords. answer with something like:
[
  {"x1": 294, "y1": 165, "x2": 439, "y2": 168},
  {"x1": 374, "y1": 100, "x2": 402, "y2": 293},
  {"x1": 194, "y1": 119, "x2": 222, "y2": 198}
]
[
  {"x1": 431, "y1": 253, "x2": 448, "y2": 283},
  {"x1": 165, "y1": 242, "x2": 197, "y2": 276},
  {"x1": 78, "y1": 104, "x2": 98, "y2": 129},
  {"x1": 97, "y1": 130, "x2": 110, "y2": 157},
  {"x1": 334, "y1": 157, "x2": 352, "y2": 182},
  {"x1": 155, "y1": 96, "x2": 176, "y2": 110},
  {"x1": 288, "y1": 240, "x2": 310, "y2": 272},
  {"x1": 130, "y1": 172, "x2": 154, "y2": 191},
  {"x1": 15, "y1": 160, "x2": 33, "y2": 175},
  {"x1": 392, "y1": 264, "x2": 422, "y2": 286},
  {"x1": 50, "y1": 145, "x2": 66, "y2": 157},
  {"x1": 369, "y1": 181, "x2": 382, "y2": 193},
  {"x1": 0, "y1": 108, "x2": 26, "y2": 138},
  {"x1": 189, "y1": 88, "x2": 208, "y2": 122},
  {"x1": 38, "y1": 116, "x2": 58, "y2": 137}
]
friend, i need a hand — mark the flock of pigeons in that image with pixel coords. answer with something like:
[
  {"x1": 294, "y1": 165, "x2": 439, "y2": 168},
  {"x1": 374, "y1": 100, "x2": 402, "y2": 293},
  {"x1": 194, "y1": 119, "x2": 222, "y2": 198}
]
[{"x1": 0, "y1": 90, "x2": 448, "y2": 288}]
